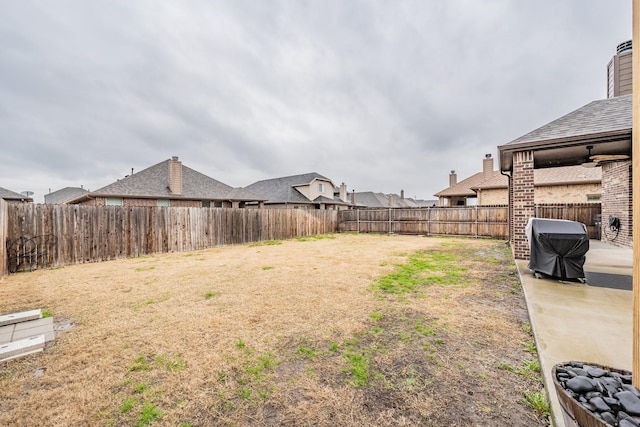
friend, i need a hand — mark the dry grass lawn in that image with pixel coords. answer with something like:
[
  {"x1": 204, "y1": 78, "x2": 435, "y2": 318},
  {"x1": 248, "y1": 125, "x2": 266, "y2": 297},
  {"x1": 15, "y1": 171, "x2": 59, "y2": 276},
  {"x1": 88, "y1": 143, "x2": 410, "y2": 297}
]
[{"x1": 0, "y1": 233, "x2": 547, "y2": 426}]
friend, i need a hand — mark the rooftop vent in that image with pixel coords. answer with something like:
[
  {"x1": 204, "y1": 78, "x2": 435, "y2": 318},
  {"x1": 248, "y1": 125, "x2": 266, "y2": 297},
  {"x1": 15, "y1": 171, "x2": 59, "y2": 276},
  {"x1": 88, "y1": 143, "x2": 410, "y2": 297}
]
[{"x1": 617, "y1": 40, "x2": 632, "y2": 54}]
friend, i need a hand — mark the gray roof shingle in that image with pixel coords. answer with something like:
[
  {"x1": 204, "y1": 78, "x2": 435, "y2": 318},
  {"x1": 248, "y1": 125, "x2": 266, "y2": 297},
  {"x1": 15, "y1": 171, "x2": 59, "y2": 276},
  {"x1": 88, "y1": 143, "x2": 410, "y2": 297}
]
[
  {"x1": 74, "y1": 158, "x2": 264, "y2": 202},
  {"x1": 245, "y1": 172, "x2": 337, "y2": 205},
  {"x1": 352, "y1": 192, "x2": 435, "y2": 208},
  {"x1": 0, "y1": 187, "x2": 32, "y2": 201},
  {"x1": 44, "y1": 187, "x2": 89, "y2": 204},
  {"x1": 504, "y1": 95, "x2": 631, "y2": 147},
  {"x1": 437, "y1": 165, "x2": 601, "y2": 196}
]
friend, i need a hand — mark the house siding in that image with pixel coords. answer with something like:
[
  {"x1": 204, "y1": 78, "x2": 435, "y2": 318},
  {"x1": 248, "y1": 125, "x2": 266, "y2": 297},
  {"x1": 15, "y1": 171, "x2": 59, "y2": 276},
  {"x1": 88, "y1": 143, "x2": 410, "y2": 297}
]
[
  {"x1": 601, "y1": 160, "x2": 632, "y2": 248},
  {"x1": 477, "y1": 182, "x2": 601, "y2": 206},
  {"x1": 296, "y1": 179, "x2": 333, "y2": 201},
  {"x1": 477, "y1": 189, "x2": 507, "y2": 205},
  {"x1": 79, "y1": 197, "x2": 226, "y2": 208},
  {"x1": 535, "y1": 183, "x2": 601, "y2": 204}
]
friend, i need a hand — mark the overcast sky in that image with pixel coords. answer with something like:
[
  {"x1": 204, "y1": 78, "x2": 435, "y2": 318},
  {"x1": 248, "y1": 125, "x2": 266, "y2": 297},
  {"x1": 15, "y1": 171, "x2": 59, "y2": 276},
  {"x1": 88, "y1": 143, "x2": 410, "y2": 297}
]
[{"x1": 0, "y1": 1, "x2": 632, "y2": 202}]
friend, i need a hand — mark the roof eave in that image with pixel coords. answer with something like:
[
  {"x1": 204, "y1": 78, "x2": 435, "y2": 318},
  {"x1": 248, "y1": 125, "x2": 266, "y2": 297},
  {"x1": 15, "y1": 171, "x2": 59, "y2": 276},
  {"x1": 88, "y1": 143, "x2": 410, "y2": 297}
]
[{"x1": 498, "y1": 128, "x2": 632, "y2": 172}]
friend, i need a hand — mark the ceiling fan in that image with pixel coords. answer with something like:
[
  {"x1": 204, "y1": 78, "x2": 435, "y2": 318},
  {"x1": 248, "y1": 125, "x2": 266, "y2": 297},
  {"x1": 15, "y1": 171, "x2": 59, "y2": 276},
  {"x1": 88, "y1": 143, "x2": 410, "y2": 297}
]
[{"x1": 581, "y1": 145, "x2": 630, "y2": 168}]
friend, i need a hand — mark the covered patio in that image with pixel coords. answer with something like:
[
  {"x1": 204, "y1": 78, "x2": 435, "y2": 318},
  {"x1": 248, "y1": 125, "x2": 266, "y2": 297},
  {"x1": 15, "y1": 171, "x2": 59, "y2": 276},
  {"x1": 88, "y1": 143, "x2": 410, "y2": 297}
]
[{"x1": 498, "y1": 94, "x2": 632, "y2": 260}]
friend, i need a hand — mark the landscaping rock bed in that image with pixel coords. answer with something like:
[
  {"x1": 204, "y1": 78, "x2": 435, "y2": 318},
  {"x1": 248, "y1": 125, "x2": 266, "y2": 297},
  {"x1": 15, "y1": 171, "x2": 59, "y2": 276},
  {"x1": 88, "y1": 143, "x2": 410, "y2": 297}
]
[{"x1": 554, "y1": 362, "x2": 640, "y2": 427}]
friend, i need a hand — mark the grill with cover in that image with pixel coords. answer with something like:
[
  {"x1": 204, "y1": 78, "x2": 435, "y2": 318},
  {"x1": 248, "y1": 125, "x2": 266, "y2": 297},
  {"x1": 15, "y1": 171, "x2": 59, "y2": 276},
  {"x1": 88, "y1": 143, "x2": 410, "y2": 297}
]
[{"x1": 525, "y1": 218, "x2": 589, "y2": 280}]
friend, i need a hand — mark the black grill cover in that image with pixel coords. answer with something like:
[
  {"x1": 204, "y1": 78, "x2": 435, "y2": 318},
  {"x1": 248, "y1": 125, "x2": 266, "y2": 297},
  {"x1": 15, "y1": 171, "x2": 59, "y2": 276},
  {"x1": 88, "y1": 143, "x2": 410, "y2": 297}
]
[{"x1": 526, "y1": 218, "x2": 589, "y2": 279}]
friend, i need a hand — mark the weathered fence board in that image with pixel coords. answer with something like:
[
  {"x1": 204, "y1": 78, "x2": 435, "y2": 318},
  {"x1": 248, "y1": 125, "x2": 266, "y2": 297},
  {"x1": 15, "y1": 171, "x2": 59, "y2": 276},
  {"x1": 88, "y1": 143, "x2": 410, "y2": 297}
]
[
  {"x1": 339, "y1": 204, "x2": 600, "y2": 240},
  {"x1": 535, "y1": 203, "x2": 601, "y2": 239},
  {"x1": 4, "y1": 204, "x2": 338, "y2": 274},
  {"x1": 339, "y1": 206, "x2": 510, "y2": 238}
]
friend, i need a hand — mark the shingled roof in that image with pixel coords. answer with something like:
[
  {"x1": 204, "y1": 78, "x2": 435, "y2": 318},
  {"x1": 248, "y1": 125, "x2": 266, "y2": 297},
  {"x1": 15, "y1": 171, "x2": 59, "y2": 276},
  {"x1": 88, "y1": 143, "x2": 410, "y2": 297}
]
[
  {"x1": 498, "y1": 95, "x2": 632, "y2": 171},
  {"x1": 68, "y1": 158, "x2": 264, "y2": 203},
  {"x1": 44, "y1": 187, "x2": 88, "y2": 204},
  {"x1": 245, "y1": 172, "x2": 346, "y2": 205},
  {"x1": 436, "y1": 166, "x2": 601, "y2": 197},
  {"x1": 435, "y1": 171, "x2": 501, "y2": 197},
  {"x1": 0, "y1": 187, "x2": 32, "y2": 202},
  {"x1": 505, "y1": 95, "x2": 631, "y2": 147}
]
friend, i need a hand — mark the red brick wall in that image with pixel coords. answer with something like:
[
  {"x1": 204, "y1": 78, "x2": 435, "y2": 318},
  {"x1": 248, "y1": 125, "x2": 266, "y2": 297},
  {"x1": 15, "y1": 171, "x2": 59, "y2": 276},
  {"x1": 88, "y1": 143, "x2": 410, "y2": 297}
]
[
  {"x1": 511, "y1": 151, "x2": 535, "y2": 259},
  {"x1": 601, "y1": 160, "x2": 632, "y2": 248}
]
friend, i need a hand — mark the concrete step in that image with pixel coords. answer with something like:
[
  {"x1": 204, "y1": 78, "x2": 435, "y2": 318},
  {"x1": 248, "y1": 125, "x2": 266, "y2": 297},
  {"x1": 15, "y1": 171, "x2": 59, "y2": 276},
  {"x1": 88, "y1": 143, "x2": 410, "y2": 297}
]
[
  {"x1": 0, "y1": 309, "x2": 41, "y2": 327},
  {"x1": 0, "y1": 316, "x2": 54, "y2": 345},
  {"x1": 0, "y1": 335, "x2": 45, "y2": 363}
]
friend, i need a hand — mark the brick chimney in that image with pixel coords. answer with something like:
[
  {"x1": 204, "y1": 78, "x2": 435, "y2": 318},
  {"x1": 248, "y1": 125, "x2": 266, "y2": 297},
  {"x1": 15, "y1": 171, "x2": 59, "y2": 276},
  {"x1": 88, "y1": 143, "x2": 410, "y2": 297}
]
[
  {"x1": 483, "y1": 154, "x2": 494, "y2": 181},
  {"x1": 400, "y1": 189, "x2": 405, "y2": 200},
  {"x1": 168, "y1": 156, "x2": 183, "y2": 195},
  {"x1": 449, "y1": 170, "x2": 457, "y2": 187}
]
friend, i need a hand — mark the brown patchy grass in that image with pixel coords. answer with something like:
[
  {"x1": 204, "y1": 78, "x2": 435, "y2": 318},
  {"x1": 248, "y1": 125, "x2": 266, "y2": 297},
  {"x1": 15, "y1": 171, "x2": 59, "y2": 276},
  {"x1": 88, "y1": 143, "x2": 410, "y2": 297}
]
[{"x1": 0, "y1": 234, "x2": 547, "y2": 426}]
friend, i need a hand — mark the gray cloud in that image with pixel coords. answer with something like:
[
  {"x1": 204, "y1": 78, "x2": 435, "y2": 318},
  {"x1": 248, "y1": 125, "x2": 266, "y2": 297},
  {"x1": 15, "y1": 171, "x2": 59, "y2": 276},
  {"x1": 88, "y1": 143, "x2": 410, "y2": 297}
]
[{"x1": 0, "y1": 0, "x2": 632, "y2": 201}]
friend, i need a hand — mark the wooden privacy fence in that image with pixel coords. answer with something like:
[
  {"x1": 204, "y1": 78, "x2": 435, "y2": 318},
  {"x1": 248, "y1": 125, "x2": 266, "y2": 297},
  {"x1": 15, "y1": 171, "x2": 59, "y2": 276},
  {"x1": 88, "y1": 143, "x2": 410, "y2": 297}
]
[
  {"x1": 339, "y1": 206, "x2": 509, "y2": 238},
  {"x1": 535, "y1": 203, "x2": 601, "y2": 240},
  {"x1": 338, "y1": 203, "x2": 601, "y2": 240},
  {"x1": 4, "y1": 204, "x2": 338, "y2": 274}
]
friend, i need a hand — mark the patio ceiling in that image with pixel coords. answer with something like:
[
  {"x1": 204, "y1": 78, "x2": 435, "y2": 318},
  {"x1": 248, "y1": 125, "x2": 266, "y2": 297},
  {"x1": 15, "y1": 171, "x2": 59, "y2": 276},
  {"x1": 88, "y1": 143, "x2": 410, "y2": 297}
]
[{"x1": 499, "y1": 129, "x2": 631, "y2": 171}]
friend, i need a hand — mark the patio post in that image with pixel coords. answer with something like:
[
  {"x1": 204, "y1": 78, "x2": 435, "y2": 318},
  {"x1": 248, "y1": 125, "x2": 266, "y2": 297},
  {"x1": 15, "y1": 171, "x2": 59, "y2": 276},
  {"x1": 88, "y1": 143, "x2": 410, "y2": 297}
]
[{"x1": 633, "y1": 0, "x2": 640, "y2": 388}]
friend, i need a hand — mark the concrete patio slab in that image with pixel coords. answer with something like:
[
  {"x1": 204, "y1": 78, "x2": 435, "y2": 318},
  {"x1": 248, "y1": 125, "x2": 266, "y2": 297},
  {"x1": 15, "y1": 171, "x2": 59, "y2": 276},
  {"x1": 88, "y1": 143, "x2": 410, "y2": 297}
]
[{"x1": 518, "y1": 240, "x2": 633, "y2": 427}]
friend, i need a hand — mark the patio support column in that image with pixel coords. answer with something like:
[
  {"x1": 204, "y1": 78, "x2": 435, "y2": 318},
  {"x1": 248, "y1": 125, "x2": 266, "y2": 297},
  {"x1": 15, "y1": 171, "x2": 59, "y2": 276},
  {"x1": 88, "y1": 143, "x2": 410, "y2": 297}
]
[
  {"x1": 632, "y1": 0, "x2": 640, "y2": 388},
  {"x1": 511, "y1": 150, "x2": 535, "y2": 260}
]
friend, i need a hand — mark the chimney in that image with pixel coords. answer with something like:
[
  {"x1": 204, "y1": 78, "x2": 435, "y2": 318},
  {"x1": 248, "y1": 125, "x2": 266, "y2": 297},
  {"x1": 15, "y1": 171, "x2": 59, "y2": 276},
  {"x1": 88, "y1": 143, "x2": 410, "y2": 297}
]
[
  {"x1": 449, "y1": 170, "x2": 457, "y2": 187},
  {"x1": 168, "y1": 156, "x2": 183, "y2": 195},
  {"x1": 351, "y1": 190, "x2": 356, "y2": 205},
  {"x1": 483, "y1": 154, "x2": 494, "y2": 181},
  {"x1": 388, "y1": 194, "x2": 393, "y2": 206},
  {"x1": 340, "y1": 182, "x2": 348, "y2": 202},
  {"x1": 400, "y1": 189, "x2": 405, "y2": 200}
]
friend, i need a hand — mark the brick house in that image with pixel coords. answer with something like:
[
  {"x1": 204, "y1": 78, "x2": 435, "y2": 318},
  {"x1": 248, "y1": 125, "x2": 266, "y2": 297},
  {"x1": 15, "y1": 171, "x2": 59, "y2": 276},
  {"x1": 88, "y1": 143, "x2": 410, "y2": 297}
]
[
  {"x1": 498, "y1": 95, "x2": 631, "y2": 259},
  {"x1": 67, "y1": 156, "x2": 265, "y2": 208},
  {"x1": 435, "y1": 154, "x2": 602, "y2": 206}
]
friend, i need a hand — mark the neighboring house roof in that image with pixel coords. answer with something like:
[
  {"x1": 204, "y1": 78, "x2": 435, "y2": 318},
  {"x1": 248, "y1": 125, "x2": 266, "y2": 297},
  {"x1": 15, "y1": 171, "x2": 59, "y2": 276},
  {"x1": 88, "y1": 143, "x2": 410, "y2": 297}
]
[
  {"x1": 472, "y1": 166, "x2": 601, "y2": 190},
  {"x1": 44, "y1": 187, "x2": 89, "y2": 204},
  {"x1": 245, "y1": 172, "x2": 347, "y2": 205},
  {"x1": 413, "y1": 199, "x2": 438, "y2": 207},
  {"x1": 499, "y1": 95, "x2": 632, "y2": 171},
  {"x1": 353, "y1": 191, "x2": 436, "y2": 208},
  {"x1": 0, "y1": 187, "x2": 33, "y2": 202},
  {"x1": 68, "y1": 158, "x2": 265, "y2": 203},
  {"x1": 437, "y1": 166, "x2": 602, "y2": 197},
  {"x1": 354, "y1": 192, "x2": 393, "y2": 208},
  {"x1": 533, "y1": 165, "x2": 602, "y2": 186},
  {"x1": 435, "y1": 171, "x2": 502, "y2": 197}
]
